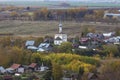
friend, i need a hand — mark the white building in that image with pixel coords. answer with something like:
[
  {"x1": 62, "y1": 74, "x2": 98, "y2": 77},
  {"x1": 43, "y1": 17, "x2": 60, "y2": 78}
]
[
  {"x1": 104, "y1": 12, "x2": 120, "y2": 20},
  {"x1": 54, "y1": 23, "x2": 67, "y2": 45}
]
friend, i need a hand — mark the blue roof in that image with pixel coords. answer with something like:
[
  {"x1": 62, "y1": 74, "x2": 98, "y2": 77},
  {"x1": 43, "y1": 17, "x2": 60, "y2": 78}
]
[
  {"x1": 38, "y1": 43, "x2": 50, "y2": 48},
  {"x1": 0, "y1": 66, "x2": 5, "y2": 73},
  {"x1": 25, "y1": 40, "x2": 35, "y2": 46}
]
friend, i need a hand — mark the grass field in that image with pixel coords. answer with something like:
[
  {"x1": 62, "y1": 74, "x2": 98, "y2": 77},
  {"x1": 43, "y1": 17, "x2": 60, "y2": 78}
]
[{"x1": 0, "y1": 20, "x2": 119, "y2": 37}]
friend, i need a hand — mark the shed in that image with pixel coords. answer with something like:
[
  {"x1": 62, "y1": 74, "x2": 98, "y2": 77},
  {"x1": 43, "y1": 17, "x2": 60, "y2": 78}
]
[
  {"x1": 25, "y1": 40, "x2": 35, "y2": 47},
  {"x1": 8, "y1": 63, "x2": 23, "y2": 73},
  {"x1": 40, "y1": 63, "x2": 48, "y2": 71},
  {"x1": 10, "y1": 64, "x2": 21, "y2": 70},
  {"x1": 29, "y1": 63, "x2": 39, "y2": 71},
  {"x1": 0, "y1": 66, "x2": 5, "y2": 73},
  {"x1": 37, "y1": 43, "x2": 53, "y2": 52}
]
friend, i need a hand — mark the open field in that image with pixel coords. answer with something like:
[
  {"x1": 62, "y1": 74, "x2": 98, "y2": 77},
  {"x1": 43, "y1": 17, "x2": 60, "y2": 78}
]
[{"x1": 0, "y1": 20, "x2": 120, "y2": 37}]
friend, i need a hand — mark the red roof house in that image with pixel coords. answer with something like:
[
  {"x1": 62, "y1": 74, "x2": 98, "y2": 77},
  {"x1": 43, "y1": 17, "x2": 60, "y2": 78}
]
[
  {"x1": 29, "y1": 63, "x2": 39, "y2": 71},
  {"x1": 10, "y1": 64, "x2": 21, "y2": 70}
]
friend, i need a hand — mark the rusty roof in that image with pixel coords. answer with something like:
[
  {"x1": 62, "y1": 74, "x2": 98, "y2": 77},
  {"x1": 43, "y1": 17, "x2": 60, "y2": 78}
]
[
  {"x1": 29, "y1": 63, "x2": 37, "y2": 68},
  {"x1": 10, "y1": 64, "x2": 21, "y2": 70}
]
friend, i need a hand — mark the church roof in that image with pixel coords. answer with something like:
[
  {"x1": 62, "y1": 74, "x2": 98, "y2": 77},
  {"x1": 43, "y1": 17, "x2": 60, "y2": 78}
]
[
  {"x1": 55, "y1": 37, "x2": 62, "y2": 40},
  {"x1": 59, "y1": 23, "x2": 62, "y2": 27}
]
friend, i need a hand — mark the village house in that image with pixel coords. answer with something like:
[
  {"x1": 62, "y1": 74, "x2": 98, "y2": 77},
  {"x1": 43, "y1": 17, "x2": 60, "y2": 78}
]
[
  {"x1": 25, "y1": 40, "x2": 38, "y2": 51},
  {"x1": 37, "y1": 42, "x2": 53, "y2": 52},
  {"x1": 25, "y1": 41, "x2": 53, "y2": 52},
  {"x1": 25, "y1": 40, "x2": 35, "y2": 47},
  {"x1": 6, "y1": 63, "x2": 25, "y2": 74},
  {"x1": 102, "y1": 32, "x2": 115, "y2": 39},
  {"x1": 40, "y1": 63, "x2": 49, "y2": 72},
  {"x1": 0, "y1": 66, "x2": 5, "y2": 74},
  {"x1": 80, "y1": 37, "x2": 89, "y2": 45},
  {"x1": 28, "y1": 63, "x2": 39, "y2": 71},
  {"x1": 79, "y1": 32, "x2": 119, "y2": 49},
  {"x1": 104, "y1": 36, "x2": 120, "y2": 44},
  {"x1": 104, "y1": 12, "x2": 120, "y2": 20}
]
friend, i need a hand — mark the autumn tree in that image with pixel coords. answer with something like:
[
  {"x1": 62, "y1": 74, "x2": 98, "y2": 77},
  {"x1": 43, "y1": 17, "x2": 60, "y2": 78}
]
[
  {"x1": 0, "y1": 37, "x2": 11, "y2": 47},
  {"x1": 58, "y1": 42, "x2": 72, "y2": 53},
  {"x1": 31, "y1": 53, "x2": 43, "y2": 66},
  {"x1": 8, "y1": 46, "x2": 23, "y2": 64},
  {"x1": 0, "y1": 50, "x2": 10, "y2": 67},
  {"x1": 40, "y1": 7, "x2": 49, "y2": 20},
  {"x1": 35, "y1": 37, "x2": 44, "y2": 46},
  {"x1": 78, "y1": 67, "x2": 84, "y2": 80},
  {"x1": 115, "y1": 27, "x2": 120, "y2": 36},
  {"x1": 100, "y1": 61, "x2": 120, "y2": 80},
  {"x1": 43, "y1": 70, "x2": 52, "y2": 80},
  {"x1": 10, "y1": 11, "x2": 19, "y2": 17},
  {"x1": 94, "y1": 10, "x2": 104, "y2": 21},
  {"x1": 102, "y1": 44, "x2": 119, "y2": 57},
  {"x1": 81, "y1": 25, "x2": 89, "y2": 37},
  {"x1": 52, "y1": 62, "x2": 63, "y2": 80}
]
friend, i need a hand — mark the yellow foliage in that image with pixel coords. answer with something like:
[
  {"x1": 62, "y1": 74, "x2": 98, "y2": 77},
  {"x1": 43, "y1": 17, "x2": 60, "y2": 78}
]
[
  {"x1": 30, "y1": 53, "x2": 98, "y2": 73},
  {"x1": 64, "y1": 60, "x2": 95, "y2": 72}
]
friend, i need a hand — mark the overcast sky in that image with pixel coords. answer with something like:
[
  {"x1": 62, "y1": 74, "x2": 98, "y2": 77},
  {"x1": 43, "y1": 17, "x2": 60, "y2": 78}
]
[{"x1": 0, "y1": 0, "x2": 119, "y2": 2}]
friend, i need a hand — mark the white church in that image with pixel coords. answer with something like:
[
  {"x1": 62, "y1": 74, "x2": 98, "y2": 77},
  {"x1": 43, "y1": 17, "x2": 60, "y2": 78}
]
[{"x1": 54, "y1": 23, "x2": 67, "y2": 45}]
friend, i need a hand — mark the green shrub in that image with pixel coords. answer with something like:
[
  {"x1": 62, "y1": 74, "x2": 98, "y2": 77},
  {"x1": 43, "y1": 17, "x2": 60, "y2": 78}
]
[
  {"x1": 0, "y1": 75, "x2": 4, "y2": 80},
  {"x1": 13, "y1": 76, "x2": 21, "y2": 80},
  {"x1": 79, "y1": 56, "x2": 100, "y2": 66}
]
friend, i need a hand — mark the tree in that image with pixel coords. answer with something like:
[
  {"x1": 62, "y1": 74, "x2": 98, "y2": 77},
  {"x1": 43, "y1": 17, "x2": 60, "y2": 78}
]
[
  {"x1": 35, "y1": 37, "x2": 44, "y2": 46},
  {"x1": 31, "y1": 53, "x2": 43, "y2": 66},
  {"x1": 81, "y1": 26, "x2": 89, "y2": 37},
  {"x1": 115, "y1": 27, "x2": 120, "y2": 36},
  {"x1": 52, "y1": 62, "x2": 63, "y2": 80},
  {"x1": 102, "y1": 44, "x2": 119, "y2": 57},
  {"x1": 40, "y1": 7, "x2": 49, "y2": 20},
  {"x1": 94, "y1": 10, "x2": 104, "y2": 21},
  {"x1": 10, "y1": 11, "x2": 18, "y2": 17},
  {"x1": 78, "y1": 67, "x2": 84, "y2": 80},
  {"x1": 88, "y1": 27, "x2": 96, "y2": 33},
  {"x1": 100, "y1": 61, "x2": 120, "y2": 80},
  {"x1": 0, "y1": 37, "x2": 11, "y2": 47},
  {"x1": 58, "y1": 42, "x2": 72, "y2": 53},
  {"x1": 8, "y1": 46, "x2": 23, "y2": 64},
  {"x1": 33, "y1": 11, "x2": 40, "y2": 20},
  {"x1": 43, "y1": 70, "x2": 52, "y2": 80}
]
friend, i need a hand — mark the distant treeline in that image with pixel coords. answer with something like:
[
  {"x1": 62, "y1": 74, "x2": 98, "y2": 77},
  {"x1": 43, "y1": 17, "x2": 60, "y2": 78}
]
[
  {"x1": 28, "y1": 8, "x2": 104, "y2": 21},
  {"x1": 0, "y1": 7, "x2": 120, "y2": 23},
  {"x1": 0, "y1": 33, "x2": 14, "y2": 36}
]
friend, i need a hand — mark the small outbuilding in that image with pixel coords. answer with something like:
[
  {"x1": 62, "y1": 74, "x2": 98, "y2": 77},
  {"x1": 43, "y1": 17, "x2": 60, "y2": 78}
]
[
  {"x1": 0, "y1": 66, "x2": 6, "y2": 74},
  {"x1": 29, "y1": 63, "x2": 39, "y2": 71}
]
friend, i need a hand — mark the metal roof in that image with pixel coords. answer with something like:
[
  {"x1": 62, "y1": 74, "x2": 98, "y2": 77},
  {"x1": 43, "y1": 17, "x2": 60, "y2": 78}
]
[
  {"x1": 25, "y1": 40, "x2": 35, "y2": 46},
  {"x1": 29, "y1": 63, "x2": 37, "y2": 68},
  {"x1": 105, "y1": 13, "x2": 120, "y2": 16},
  {"x1": 55, "y1": 37, "x2": 62, "y2": 40},
  {"x1": 10, "y1": 64, "x2": 21, "y2": 70}
]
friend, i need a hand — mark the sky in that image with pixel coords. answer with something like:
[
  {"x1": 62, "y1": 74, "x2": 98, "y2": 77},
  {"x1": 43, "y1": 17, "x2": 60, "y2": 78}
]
[{"x1": 0, "y1": 0, "x2": 120, "y2": 2}]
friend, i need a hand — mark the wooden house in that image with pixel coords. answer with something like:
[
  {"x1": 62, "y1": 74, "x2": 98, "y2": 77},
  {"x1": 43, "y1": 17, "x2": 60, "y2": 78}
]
[{"x1": 28, "y1": 63, "x2": 39, "y2": 71}]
